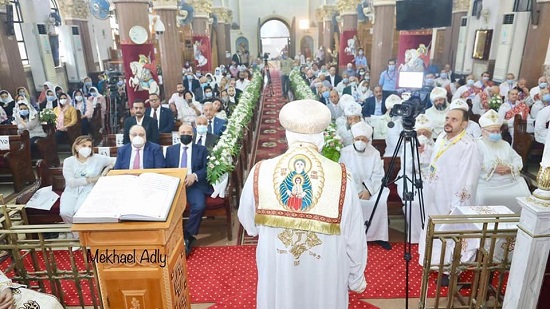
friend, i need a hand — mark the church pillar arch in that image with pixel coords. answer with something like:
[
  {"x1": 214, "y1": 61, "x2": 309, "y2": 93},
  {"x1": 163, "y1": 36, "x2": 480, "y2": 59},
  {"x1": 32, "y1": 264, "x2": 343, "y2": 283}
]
[
  {"x1": 153, "y1": 0, "x2": 183, "y2": 99},
  {"x1": 370, "y1": 0, "x2": 396, "y2": 87},
  {"x1": 213, "y1": 8, "x2": 232, "y2": 68}
]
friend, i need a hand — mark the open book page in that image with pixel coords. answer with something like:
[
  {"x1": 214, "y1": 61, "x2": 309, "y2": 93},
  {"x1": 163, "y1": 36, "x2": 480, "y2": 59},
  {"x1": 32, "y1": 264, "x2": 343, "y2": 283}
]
[
  {"x1": 119, "y1": 173, "x2": 180, "y2": 221},
  {"x1": 25, "y1": 186, "x2": 59, "y2": 211},
  {"x1": 73, "y1": 175, "x2": 138, "y2": 223}
]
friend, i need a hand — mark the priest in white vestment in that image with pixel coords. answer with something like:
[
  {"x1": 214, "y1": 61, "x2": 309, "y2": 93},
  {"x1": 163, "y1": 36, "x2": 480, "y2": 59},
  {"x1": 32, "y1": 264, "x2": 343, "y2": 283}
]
[
  {"x1": 383, "y1": 94, "x2": 403, "y2": 157},
  {"x1": 476, "y1": 110, "x2": 531, "y2": 213},
  {"x1": 339, "y1": 122, "x2": 391, "y2": 249},
  {"x1": 419, "y1": 103, "x2": 482, "y2": 266},
  {"x1": 535, "y1": 105, "x2": 550, "y2": 144},
  {"x1": 0, "y1": 270, "x2": 63, "y2": 308},
  {"x1": 396, "y1": 114, "x2": 434, "y2": 244},
  {"x1": 238, "y1": 99, "x2": 367, "y2": 309},
  {"x1": 449, "y1": 99, "x2": 482, "y2": 138},
  {"x1": 424, "y1": 87, "x2": 449, "y2": 137},
  {"x1": 336, "y1": 95, "x2": 363, "y2": 146}
]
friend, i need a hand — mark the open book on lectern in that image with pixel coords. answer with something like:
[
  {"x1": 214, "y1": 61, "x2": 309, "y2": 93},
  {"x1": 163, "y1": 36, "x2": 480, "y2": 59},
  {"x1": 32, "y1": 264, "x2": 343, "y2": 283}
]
[{"x1": 73, "y1": 173, "x2": 180, "y2": 223}]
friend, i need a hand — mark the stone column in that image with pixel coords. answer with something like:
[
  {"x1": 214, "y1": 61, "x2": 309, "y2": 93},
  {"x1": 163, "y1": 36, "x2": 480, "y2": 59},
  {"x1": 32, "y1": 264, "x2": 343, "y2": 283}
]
[
  {"x1": 58, "y1": 0, "x2": 96, "y2": 73},
  {"x1": 0, "y1": 2, "x2": 26, "y2": 94},
  {"x1": 370, "y1": 0, "x2": 396, "y2": 87},
  {"x1": 316, "y1": 5, "x2": 335, "y2": 55},
  {"x1": 502, "y1": 196, "x2": 550, "y2": 308},
  {"x1": 336, "y1": 0, "x2": 360, "y2": 72},
  {"x1": 113, "y1": 0, "x2": 150, "y2": 43},
  {"x1": 154, "y1": 0, "x2": 183, "y2": 99},
  {"x1": 213, "y1": 8, "x2": 232, "y2": 68}
]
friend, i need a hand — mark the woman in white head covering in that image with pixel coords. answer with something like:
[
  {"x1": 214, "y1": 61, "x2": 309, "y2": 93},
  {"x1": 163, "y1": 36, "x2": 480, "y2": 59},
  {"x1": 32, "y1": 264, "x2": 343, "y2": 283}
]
[
  {"x1": 357, "y1": 80, "x2": 373, "y2": 102},
  {"x1": 475, "y1": 110, "x2": 531, "y2": 213},
  {"x1": 37, "y1": 81, "x2": 55, "y2": 103},
  {"x1": 86, "y1": 87, "x2": 104, "y2": 129},
  {"x1": 12, "y1": 95, "x2": 46, "y2": 155},
  {"x1": 0, "y1": 90, "x2": 13, "y2": 122},
  {"x1": 39, "y1": 88, "x2": 58, "y2": 110},
  {"x1": 73, "y1": 89, "x2": 94, "y2": 135}
]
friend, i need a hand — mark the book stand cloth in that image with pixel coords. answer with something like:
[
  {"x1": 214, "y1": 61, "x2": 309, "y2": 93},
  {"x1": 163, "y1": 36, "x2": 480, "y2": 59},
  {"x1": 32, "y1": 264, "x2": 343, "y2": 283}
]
[{"x1": 72, "y1": 168, "x2": 190, "y2": 309}]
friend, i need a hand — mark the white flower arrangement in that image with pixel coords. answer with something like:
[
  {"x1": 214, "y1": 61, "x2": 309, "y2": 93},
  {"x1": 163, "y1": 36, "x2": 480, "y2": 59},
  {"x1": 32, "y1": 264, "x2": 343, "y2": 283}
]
[{"x1": 207, "y1": 70, "x2": 263, "y2": 184}]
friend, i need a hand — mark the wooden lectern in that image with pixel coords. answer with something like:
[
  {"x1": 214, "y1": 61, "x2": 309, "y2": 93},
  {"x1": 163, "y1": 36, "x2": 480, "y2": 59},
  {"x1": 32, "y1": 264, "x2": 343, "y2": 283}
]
[{"x1": 72, "y1": 168, "x2": 190, "y2": 309}]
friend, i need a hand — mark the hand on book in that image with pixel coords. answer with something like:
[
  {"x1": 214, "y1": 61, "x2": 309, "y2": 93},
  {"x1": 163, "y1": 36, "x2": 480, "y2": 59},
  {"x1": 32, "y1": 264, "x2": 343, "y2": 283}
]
[{"x1": 87, "y1": 176, "x2": 100, "y2": 184}]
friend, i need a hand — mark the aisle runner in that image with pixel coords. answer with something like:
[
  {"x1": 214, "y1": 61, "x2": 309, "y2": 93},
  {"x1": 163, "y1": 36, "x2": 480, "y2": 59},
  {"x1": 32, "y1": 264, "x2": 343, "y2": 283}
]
[{"x1": 187, "y1": 244, "x2": 508, "y2": 304}]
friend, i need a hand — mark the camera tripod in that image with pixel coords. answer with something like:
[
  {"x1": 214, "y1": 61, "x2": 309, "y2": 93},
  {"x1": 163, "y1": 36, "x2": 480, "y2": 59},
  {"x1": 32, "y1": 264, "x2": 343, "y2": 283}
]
[{"x1": 366, "y1": 127, "x2": 426, "y2": 309}]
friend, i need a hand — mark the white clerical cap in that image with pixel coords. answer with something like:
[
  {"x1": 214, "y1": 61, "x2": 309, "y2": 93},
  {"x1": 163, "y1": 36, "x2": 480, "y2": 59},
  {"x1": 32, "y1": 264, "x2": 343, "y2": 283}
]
[
  {"x1": 351, "y1": 121, "x2": 373, "y2": 139},
  {"x1": 385, "y1": 94, "x2": 402, "y2": 110},
  {"x1": 414, "y1": 114, "x2": 432, "y2": 131},
  {"x1": 449, "y1": 99, "x2": 469, "y2": 111},
  {"x1": 430, "y1": 87, "x2": 447, "y2": 103},
  {"x1": 479, "y1": 109, "x2": 503, "y2": 128},
  {"x1": 238, "y1": 65, "x2": 247, "y2": 72},
  {"x1": 279, "y1": 99, "x2": 331, "y2": 134},
  {"x1": 344, "y1": 101, "x2": 362, "y2": 117},
  {"x1": 339, "y1": 94, "x2": 356, "y2": 113}
]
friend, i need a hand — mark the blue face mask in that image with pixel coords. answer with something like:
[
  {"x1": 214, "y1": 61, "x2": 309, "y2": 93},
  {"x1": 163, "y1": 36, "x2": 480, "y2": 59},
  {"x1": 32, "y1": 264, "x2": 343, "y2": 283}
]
[
  {"x1": 439, "y1": 73, "x2": 447, "y2": 79},
  {"x1": 322, "y1": 91, "x2": 330, "y2": 98},
  {"x1": 84, "y1": 82, "x2": 92, "y2": 87},
  {"x1": 543, "y1": 94, "x2": 550, "y2": 102},
  {"x1": 343, "y1": 78, "x2": 349, "y2": 84},
  {"x1": 425, "y1": 78, "x2": 434, "y2": 86},
  {"x1": 201, "y1": 83, "x2": 208, "y2": 88},
  {"x1": 47, "y1": 95, "x2": 55, "y2": 101},
  {"x1": 467, "y1": 79, "x2": 475, "y2": 86},
  {"x1": 19, "y1": 91, "x2": 25, "y2": 96},
  {"x1": 488, "y1": 132, "x2": 501, "y2": 142},
  {"x1": 19, "y1": 110, "x2": 29, "y2": 117},
  {"x1": 540, "y1": 82, "x2": 548, "y2": 89},
  {"x1": 186, "y1": 75, "x2": 193, "y2": 80},
  {"x1": 205, "y1": 92, "x2": 212, "y2": 98},
  {"x1": 91, "y1": 92, "x2": 98, "y2": 97},
  {"x1": 196, "y1": 125, "x2": 208, "y2": 135}
]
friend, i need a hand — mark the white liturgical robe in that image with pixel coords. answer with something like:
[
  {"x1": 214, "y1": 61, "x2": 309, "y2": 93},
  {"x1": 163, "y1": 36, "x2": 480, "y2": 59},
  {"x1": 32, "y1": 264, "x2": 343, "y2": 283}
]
[
  {"x1": 419, "y1": 131, "x2": 482, "y2": 265},
  {"x1": 424, "y1": 107, "x2": 448, "y2": 137},
  {"x1": 339, "y1": 144, "x2": 389, "y2": 242},
  {"x1": 238, "y1": 164, "x2": 367, "y2": 309},
  {"x1": 475, "y1": 138, "x2": 531, "y2": 213},
  {"x1": 384, "y1": 117, "x2": 403, "y2": 157}
]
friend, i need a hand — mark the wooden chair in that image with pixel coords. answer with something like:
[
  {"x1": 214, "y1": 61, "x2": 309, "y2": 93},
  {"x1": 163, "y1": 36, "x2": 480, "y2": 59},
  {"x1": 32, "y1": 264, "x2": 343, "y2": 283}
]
[
  {"x1": 36, "y1": 123, "x2": 60, "y2": 167},
  {"x1": 66, "y1": 110, "x2": 82, "y2": 146},
  {"x1": 159, "y1": 133, "x2": 175, "y2": 146},
  {"x1": 16, "y1": 160, "x2": 64, "y2": 224},
  {"x1": 372, "y1": 139, "x2": 387, "y2": 156},
  {"x1": 383, "y1": 156, "x2": 403, "y2": 215},
  {"x1": 512, "y1": 114, "x2": 534, "y2": 173},
  {"x1": 0, "y1": 131, "x2": 36, "y2": 192},
  {"x1": 93, "y1": 146, "x2": 118, "y2": 157}
]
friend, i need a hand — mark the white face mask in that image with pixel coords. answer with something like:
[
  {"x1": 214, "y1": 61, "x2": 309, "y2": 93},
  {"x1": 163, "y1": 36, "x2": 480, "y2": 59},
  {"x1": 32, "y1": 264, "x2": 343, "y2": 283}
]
[
  {"x1": 75, "y1": 95, "x2": 83, "y2": 101},
  {"x1": 354, "y1": 140, "x2": 367, "y2": 151},
  {"x1": 417, "y1": 135, "x2": 430, "y2": 145},
  {"x1": 59, "y1": 99, "x2": 67, "y2": 105},
  {"x1": 131, "y1": 136, "x2": 145, "y2": 148},
  {"x1": 78, "y1": 146, "x2": 92, "y2": 158}
]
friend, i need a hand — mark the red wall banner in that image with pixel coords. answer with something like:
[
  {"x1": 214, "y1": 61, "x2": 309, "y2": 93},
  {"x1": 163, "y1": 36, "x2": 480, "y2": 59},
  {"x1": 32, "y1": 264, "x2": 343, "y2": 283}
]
[
  {"x1": 397, "y1": 30, "x2": 432, "y2": 73},
  {"x1": 121, "y1": 43, "x2": 159, "y2": 107},
  {"x1": 192, "y1": 35, "x2": 212, "y2": 73},
  {"x1": 339, "y1": 30, "x2": 358, "y2": 70}
]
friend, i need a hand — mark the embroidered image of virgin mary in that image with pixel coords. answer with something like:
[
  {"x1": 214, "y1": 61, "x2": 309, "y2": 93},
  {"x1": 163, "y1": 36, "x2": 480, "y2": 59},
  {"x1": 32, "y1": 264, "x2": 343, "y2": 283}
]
[{"x1": 279, "y1": 156, "x2": 313, "y2": 211}]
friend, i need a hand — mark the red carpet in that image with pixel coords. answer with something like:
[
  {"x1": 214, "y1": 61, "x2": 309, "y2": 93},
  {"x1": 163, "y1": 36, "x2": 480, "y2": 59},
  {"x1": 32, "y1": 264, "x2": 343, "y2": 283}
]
[
  {"x1": 186, "y1": 246, "x2": 378, "y2": 308},
  {"x1": 0, "y1": 250, "x2": 99, "y2": 306}
]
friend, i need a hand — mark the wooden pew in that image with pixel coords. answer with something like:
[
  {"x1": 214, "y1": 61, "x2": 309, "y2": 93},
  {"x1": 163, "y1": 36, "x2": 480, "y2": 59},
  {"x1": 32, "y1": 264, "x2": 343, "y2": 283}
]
[
  {"x1": 93, "y1": 146, "x2": 118, "y2": 157},
  {"x1": 0, "y1": 131, "x2": 36, "y2": 192},
  {"x1": 16, "y1": 160, "x2": 63, "y2": 224},
  {"x1": 36, "y1": 123, "x2": 60, "y2": 167},
  {"x1": 512, "y1": 114, "x2": 535, "y2": 173},
  {"x1": 0, "y1": 125, "x2": 19, "y2": 135},
  {"x1": 65, "y1": 110, "x2": 82, "y2": 147},
  {"x1": 89, "y1": 103, "x2": 103, "y2": 146}
]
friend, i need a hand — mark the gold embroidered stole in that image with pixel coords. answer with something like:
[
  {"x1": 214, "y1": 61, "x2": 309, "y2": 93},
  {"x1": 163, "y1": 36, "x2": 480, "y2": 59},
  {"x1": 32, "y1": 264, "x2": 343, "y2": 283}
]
[{"x1": 253, "y1": 144, "x2": 346, "y2": 235}]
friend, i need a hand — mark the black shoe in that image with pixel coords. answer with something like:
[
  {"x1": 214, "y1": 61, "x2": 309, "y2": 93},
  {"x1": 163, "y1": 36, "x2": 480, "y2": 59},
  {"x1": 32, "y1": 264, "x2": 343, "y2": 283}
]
[
  {"x1": 43, "y1": 232, "x2": 59, "y2": 239},
  {"x1": 439, "y1": 274, "x2": 450, "y2": 287},
  {"x1": 375, "y1": 240, "x2": 392, "y2": 250},
  {"x1": 185, "y1": 236, "x2": 196, "y2": 257}
]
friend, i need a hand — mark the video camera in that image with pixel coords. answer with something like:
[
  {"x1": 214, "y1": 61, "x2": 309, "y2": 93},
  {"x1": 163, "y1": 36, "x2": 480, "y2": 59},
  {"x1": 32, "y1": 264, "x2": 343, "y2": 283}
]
[
  {"x1": 107, "y1": 71, "x2": 123, "y2": 93},
  {"x1": 389, "y1": 95, "x2": 424, "y2": 130}
]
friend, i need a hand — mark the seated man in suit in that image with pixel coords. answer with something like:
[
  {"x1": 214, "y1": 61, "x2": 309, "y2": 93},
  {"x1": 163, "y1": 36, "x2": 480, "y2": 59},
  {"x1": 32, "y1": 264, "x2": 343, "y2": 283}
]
[
  {"x1": 114, "y1": 125, "x2": 165, "y2": 169},
  {"x1": 203, "y1": 102, "x2": 227, "y2": 136},
  {"x1": 195, "y1": 115, "x2": 219, "y2": 152},
  {"x1": 146, "y1": 93, "x2": 174, "y2": 133},
  {"x1": 123, "y1": 100, "x2": 160, "y2": 144},
  {"x1": 362, "y1": 86, "x2": 386, "y2": 117},
  {"x1": 165, "y1": 124, "x2": 211, "y2": 255}
]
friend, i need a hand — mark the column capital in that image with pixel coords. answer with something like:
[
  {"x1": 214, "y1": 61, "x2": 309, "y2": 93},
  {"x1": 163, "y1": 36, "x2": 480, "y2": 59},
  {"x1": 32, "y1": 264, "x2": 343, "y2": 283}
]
[
  {"x1": 151, "y1": 0, "x2": 178, "y2": 10},
  {"x1": 452, "y1": 0, "x2": 470, "y2": 13},
  {"x1": 58, "y1": 0, "x2": 89, "y2": 20},
  {"x1": 372, "y1": 0, "x2": 396, "y2": 7},
  {"x1": 212, "y1": 7, "x2": 232, "y2": 24},
  {"x1": 316, "y1": 5, "x2": 336, "y2": 22},
  {"x1": 337, "y1": 0, "x2": 361, "y2": 15},
  {"x1": 189, "y1": 0, "x2": 213, "y2": 18}
]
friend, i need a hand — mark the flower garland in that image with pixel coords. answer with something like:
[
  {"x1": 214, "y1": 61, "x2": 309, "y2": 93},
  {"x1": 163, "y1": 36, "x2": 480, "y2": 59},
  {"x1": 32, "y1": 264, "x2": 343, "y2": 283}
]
[
  {"x1": 206, "y1": 70, "x2": 262, "y2": 184},
  {"x1": 488, "y1": 95, "x2": 503, "y2": 111},
  {"x1": 289, "y1": 69, "x2": 343, "y2": 162}
]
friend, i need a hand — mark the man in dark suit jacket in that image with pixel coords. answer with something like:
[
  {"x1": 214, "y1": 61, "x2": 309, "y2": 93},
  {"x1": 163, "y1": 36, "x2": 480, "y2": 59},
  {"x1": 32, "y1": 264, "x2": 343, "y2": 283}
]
[
  {"x1": 203, "y1": 102, "x2": 227, "y2": 136},
  {"x1": 123, "y1": 100, "x2": 160, "y2": 144},
  {"x1": 114, "y1": 125, "x2": 165, "y2": 169},
  {"x1": 327, "y1": 66, "x2": 342, "y2": 87},
  {"x1": 165, "y1": 123, "x2": 211, "y2": 255},
  {"x1": 183, "y1": 72, "x2": 200, "y2": 94},
  {"x1": 232, "y1": 52, "x2": 242, "y2": 65},
  {"x1": 146, "y1": 93, "x2": 174, "y2": 133},
  {"x1": 194, "y1": 115, "x2": 219, "y2": 151},
  {"x1": 362, "y1": 86, "x2": 387, "y2": 117}
]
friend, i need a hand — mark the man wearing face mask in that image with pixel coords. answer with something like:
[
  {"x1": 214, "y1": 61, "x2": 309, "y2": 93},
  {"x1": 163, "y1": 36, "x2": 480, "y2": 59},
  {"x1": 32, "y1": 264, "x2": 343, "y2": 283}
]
[
  {"x1": 339, "y1": 121, "x2": 391, "y2": 250},
  {"x1": 416, "y1": 72, "x2": 436, "y2": 108},
  {"x1": 452, "y1": 74, "x2": 479, "y2": 101},
  {"x1": 327, "y1": 90, "x2": 343, "y2": 120},
  {"x1": 335, "y1": 97, "x2": 363, "y2": 147},
  {"x1": 531, "y1": 88, "x2": 550, "y2": 119},
  {"x1": 114, "y1": 125, "x2": 165, "y2": 170},
  {"x1": 165, "y1": 124, "x2": 210, "y2": 256},
  {"x1": 184, "y1": 72, "x2": 200, "y2": 95},
  {"x1": 343, "y1": 63, "x2": 356, "y2": 77},
  {"x1": 335, "y1": 73, "x2": 350, "y2": 95},
  {"x1": 200, "y1": 86, "x2": 214, "y2": 104},
  {"x1": 379, "y1": 59, "x2": 398, "y2": 98},
  {"x1": 530, "y1": 76, "x2": 548, "y2": 100},
  {"x1": 435, "y1": 71, "x2": 451, "y2": 89},
  {"x1": 203, "y1": 102, "x2": 227, "y2": 136},
  {"x1": 194, "y1": 115, "x2": 219, "y2": 151},
  {"x1": 342, "y1": 76, "x2": 361, "y2": 102},
  {"x1": 194, "y1": 77, "x2": 210, "y2": 102},
  {"x1": 474, "y1": 71, "x2": 493, "y2": 91},
  {"x1": 475, "y1": 110, "x2": 530, "y2": 213},
  {"x1": 122, "y1": 100, "x2": 160, "y2": 144},
  {"x1": 499, "y1": 73, "x2": 517, "y2": 97},
  {"x1": 354, "y1": 48, "x2": 368, "y2": 71},
  {"x1": 239, "y1": 99, "x2": 367, "y2": 308},
  {"x1": 396, "y1": 114, "x2": 434, "y2": 244},
  {"x1": 425, "y1": 87, "x2": 450, "y2": 137}
]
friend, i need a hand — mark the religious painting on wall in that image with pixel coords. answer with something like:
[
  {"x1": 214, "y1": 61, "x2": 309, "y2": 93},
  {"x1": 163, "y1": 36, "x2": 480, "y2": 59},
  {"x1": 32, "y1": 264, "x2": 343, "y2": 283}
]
[
  {"x1": 300, "y1": 35, "x2": 314, "y2": 60},
  {"x1": 236, "y1": 37, "x2": 249, "y2": 53},
  {"x1": 339, "y1": 30, "x2": 358, "y2": 68},
  {"x1": 472, "y1": 29, "x2": 493, "y2": 61},
  {"x1": 121, "y1": 43, "x2": 158, "y2": 106},
  {"x1": 192, "y1": 35, "x2": 212, "y2": 72},
  {"x1": 397, "y1": 30, "x2": 432, "y2": 73}
]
